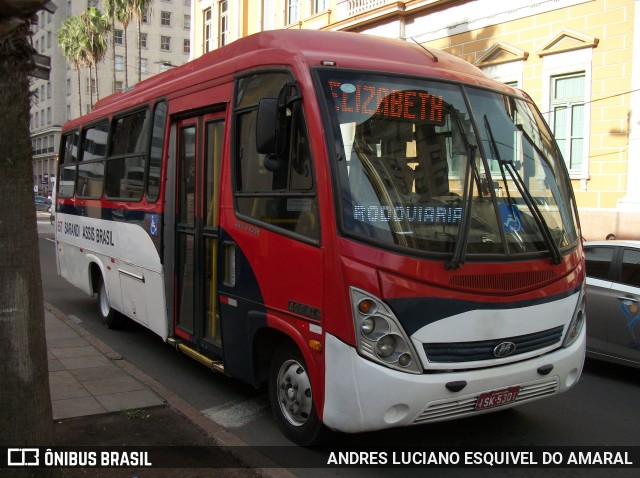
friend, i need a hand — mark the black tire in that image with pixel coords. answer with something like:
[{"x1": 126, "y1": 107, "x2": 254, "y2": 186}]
[
  {"x1": 98, "y1": 277, "x2": 122, "y2": 329},
  {"x1": 268, "y1": 343, "x2": 329, "y2": 446}
]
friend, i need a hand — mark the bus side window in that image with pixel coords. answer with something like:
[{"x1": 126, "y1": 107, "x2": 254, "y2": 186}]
[
  {"x1": 77, "y1": 120, "x2": 108, "y2": 199},
  {"x1": 105, "y1": 108, "x2": 151, "y2": 200},
  {"x1": 234, "y1": 73, "x2": 319, "y2": 242},
  {"x1": 147, "y1": 101, "x2": 167, "y2": 202},
  {"x1": 58, "y1": 131, "x2": 80, "y2": 198}
]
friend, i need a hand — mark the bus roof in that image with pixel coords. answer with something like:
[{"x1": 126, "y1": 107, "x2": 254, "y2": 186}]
[{"x1": 67, "y1": 29, "x2": 504, "y2": 129}]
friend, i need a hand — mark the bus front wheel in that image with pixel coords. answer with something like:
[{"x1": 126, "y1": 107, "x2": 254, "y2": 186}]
[
  {"x1": 98, "y1": 278, "x2": 122, "y2": 329},
  {"x1": 268, "y1": 343, "x2": 328, "y2": 446}
]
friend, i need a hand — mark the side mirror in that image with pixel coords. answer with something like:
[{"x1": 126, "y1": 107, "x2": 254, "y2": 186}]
[
  {"x1": 256, "y1": 98, "x2": 277, "y2": 155},
  {"x1": 255, "y1": 81, "x2": 302, "y2": 172}
]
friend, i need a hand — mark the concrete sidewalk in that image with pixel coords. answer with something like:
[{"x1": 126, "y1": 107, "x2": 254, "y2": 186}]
[
  {"x1": 45, "y1": 308, "x2": 165, "y2": 420},
  {"x1": 44, "y1": 305, "x2": 296, "y2": 478}
]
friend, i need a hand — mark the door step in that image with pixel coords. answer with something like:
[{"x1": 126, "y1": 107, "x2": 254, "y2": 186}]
[{"x1": 168, "y1": 338, "x2": 224, "y2": 373}]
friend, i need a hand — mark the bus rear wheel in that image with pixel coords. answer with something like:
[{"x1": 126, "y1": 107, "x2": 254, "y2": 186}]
[
  {"x1": 98, "y1": 278, "x2": 122, "y2": 329},
  {"x1": 268, "y1": 343, "x2": 328, "y2": 446}
]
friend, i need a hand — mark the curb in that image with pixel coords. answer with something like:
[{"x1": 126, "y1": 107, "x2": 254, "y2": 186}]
[{"x1": 45, "y1": 302, "x2": 297, "y2": 478}]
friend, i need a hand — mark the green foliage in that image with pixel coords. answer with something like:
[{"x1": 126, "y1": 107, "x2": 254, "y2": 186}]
[
  {"x1": 130, "y1": 0, "x2": 154, "y2": 22},
  {"x1": 58, "y1": 15, "x2": 85, "y2": 72},
  {"x1": 120, "y1": 408, "x2": 145, "y2": 419},
  {"x1": 81, "y1": 7, "x2": 110, "y2": 68}
]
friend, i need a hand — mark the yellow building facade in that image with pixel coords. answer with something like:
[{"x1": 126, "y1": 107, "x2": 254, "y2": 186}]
[{"x1": 191, "y1": 0, "x2": 640, "y2": 240}]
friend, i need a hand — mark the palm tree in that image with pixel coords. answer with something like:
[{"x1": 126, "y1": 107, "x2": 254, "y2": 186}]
[
  {"x1": 130, "y1": 0, "x2": 154, "y2": 84},
  {"x1": 58, "y1": 16, "x2": 85, "y2": 114},
  {"x1": 104, "y1": 0, "x2": 128, "y2": 93},
  {"x1": 104, "y1": 0, "x2": 134, "y2": 88},
  {"x1": 80, "y1": 7, "x2": 110, "y2": 104}
]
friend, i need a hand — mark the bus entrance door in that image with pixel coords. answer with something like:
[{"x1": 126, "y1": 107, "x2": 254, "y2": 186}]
[{"x1": 174, "y1": 113, "x2": 225, "y2": 352}]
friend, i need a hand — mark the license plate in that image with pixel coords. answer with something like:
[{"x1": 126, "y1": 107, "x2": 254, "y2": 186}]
[{"x1": 475, "y1": 386, "x2": 520, "y2": 410}]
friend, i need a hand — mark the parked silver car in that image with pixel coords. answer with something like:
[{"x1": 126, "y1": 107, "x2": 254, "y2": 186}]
[
  {"x1": 584, "y1": 240, "x2": 640, "y2": 368},
  {"x1": 34, "y1": 195, "x2": 51, "y2": 212}
]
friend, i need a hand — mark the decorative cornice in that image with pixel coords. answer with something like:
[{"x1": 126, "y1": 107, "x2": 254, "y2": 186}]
[
  {"x1": 537, "y1": 29, "x2": 599, "y2": 57},
  {"x1": 474, "y1": 42, "x2": 529, "y2": 67}
]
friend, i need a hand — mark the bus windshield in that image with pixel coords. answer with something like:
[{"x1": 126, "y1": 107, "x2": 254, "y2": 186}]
[{"x1": 317, "y1": 70, "x2": 579, "y2": 261}]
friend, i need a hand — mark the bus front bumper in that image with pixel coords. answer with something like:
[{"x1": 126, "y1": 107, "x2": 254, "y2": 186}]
[{"x1": 322, "y1": 331, "x2": 585, "y2": 434}]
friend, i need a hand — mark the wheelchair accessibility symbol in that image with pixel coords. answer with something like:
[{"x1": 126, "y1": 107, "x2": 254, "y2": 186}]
[
  {"x1": 149, "y1": 214, "x2": 158, "y2": 237},
  {"x1": 499, "y1": 204, "x2": 522, "y2": 233}
]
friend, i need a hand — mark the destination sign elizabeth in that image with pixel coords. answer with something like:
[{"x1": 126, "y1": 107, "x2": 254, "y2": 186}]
[{"x1": 327, "y1": 81, "x2": 445, "y2": 125}]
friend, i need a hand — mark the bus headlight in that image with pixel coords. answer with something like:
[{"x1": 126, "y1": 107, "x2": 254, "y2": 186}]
[
  {"x1": 563, "y1": 281, "x2": 586, "y2": 348},
  {"x1": 351, "y1": 287, "x2": 422, "y2": 374}
]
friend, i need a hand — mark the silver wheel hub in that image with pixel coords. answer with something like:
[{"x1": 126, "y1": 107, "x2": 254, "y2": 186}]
[{"x1": 277, "y1": 359, "x2": 313, "y2": 427}]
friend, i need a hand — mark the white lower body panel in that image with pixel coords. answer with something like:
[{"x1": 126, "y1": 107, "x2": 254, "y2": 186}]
[{"x1": 322, "y1": 330, "x2": 585, "y2": 434}]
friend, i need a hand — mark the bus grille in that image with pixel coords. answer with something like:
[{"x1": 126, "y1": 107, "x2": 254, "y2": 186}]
[
  {"x1": 449, "y1": 270, "x2": 555, "y2": 292},
  {"x1": 413, "y1": 378, "x2": 559, "y2": 423},
  {"x1": 423, "y1": 326, "x2": 564, "y2": 363}
]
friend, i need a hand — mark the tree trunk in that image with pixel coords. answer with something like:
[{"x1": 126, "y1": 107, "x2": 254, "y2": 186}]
[
  {"x1": 95, "y1": 61, "x2": 100, "y2": 102},
  {"x1": 77, "y1": 68, "x2": 82, "y2": 115},
  {"x1": 137, "y1": 19, "x2": 142, "y2": 84},
  {"x1": 123, "y1": 25, "x2": 129, "y2": 88},
  {"x1": 89, "y1": 66, "x2": 94, "y2": 109},
  {"x1": 111, "y1": 19, "x2": 116, "y2": 94},
  {"x1": 0, "y1": 21, "x2": 56, "y2": 464}
]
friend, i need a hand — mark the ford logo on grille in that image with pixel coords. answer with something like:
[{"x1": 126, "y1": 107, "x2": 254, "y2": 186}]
[{"x1": 493, "y1": 342, "x2": 517, "y2": 358}]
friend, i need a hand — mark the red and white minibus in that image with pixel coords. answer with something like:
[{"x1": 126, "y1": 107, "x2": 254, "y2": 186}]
[{"x1": 55, "y1": 29, "x2": 586, "y2": 445}]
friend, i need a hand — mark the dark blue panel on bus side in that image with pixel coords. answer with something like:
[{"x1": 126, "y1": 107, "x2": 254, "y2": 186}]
[{"x1": 217, "y1": 227, "x2": 266, "y2": 387}]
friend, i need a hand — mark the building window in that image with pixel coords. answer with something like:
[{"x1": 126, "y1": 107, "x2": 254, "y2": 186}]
[
  {"x1": 287, "y1": 0, "x2": 300, "y2": 24},
  {"x1": 314, "y1": 0, "x2": 327, "y2": 14},
  {"x1": 141, "y1": 58, "x2": 148, "y2": 74},
  {"x1": 86, "y1": 78, "x2": 96, "y2": 96},
  {"x1": 142, "y1": 12, "x2": 149, "y2": 23},
  {"x1": 219, "y1": 0, "x2": 229, "y2": 47},
  {"x1": 550, "y1": 73, "x2": 585, "y2": 173},
  {"x1": 47, "y1": 107, "x2": 51, "y2": 124},
  {"x1": 115, "y1": 55, "x2": 124, "y2": 71},
  {"x1": 183, "y1": 38, "x2": 190, "y2": 55},
  {"x1": 542, "y1": 47, "x2": 592, "y2": 181},
  {"x1": 161, "y1": 36, "x2": 171, "y2": 51},
  {"x1": 140, "y1": 32, "x2": 147, "y2": 48},
  {"x1": 47, "y1": 82, "x2": 51, "y2": 99},
  {"x1": 161, "y1": 11, "x2": 171, "y2": 27},
  {"x1": 115, "y1": 81, "x2": 124, "y2": 92},
  {"x1": 114, "y1": 29, "x2": 123, "y2": 45},
  {"x1": 47, "y1": 31, "x2": 52, "y2": 49},
  {"x1": 263, "y1": 0, "x2": 275, "y2": 30},
  {"x1": 183, "y1": 14, "x2": 190, "y2": 29},
  {"x1": 204, "y1": 8, "x2": 212, "y2": 53}
]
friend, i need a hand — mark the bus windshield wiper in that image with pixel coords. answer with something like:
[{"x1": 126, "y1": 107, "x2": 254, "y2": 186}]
[
  {"x1": 445, "y1": 114, "x2": 477, "y2": 270},
  {"x1": 484, "y1": 116, "x2": 562, "y2": 265}
]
